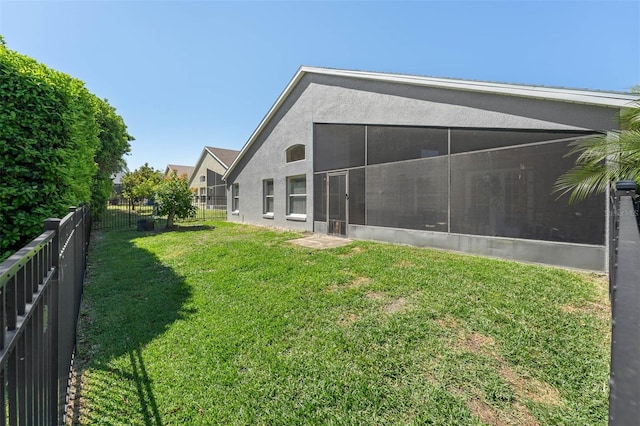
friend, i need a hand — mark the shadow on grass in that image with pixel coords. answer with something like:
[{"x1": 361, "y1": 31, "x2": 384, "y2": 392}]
[
  {"x1": 154, "y1": 224, "x2": 216, "y2": 233},
  {"x1": 70, "y1": 230, "x2": 194, "y2": 425}
]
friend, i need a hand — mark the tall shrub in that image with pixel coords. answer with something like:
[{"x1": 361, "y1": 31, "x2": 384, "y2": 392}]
[
  {"x1": 91, "y1": 98, "x2": 133, "y2": 218},
  {"x1": 0, "y1": 38, "x2": 131, "y2": 260}
]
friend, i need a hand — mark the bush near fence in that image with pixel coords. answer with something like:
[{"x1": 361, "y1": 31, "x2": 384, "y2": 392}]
[{"x1": 0, "y1": 37, "x2": 131, "y2": 262}]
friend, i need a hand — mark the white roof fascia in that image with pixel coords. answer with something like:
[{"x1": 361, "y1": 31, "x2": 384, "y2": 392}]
[
  {"x1": 223, "y1": 66, "x2": 640, "y2": 180},
  {"x1": 188, "y1": 148, "x2": 209, "y2": 187},
  {"x1": 190, "y1": 147, "x2": 231, "y2": 186},
  {"x1": 205, "y1": 147, "x2": 231, "y2": 169},
  {"x1": 223, "y1": 67, "x2": 308, "y2": 180},
  {"x1": 301, "y1": 67, "x2": 640, "y2": 108},
  {"x1": 302, "y1": 67, "x2": 639, "y2": 108}
]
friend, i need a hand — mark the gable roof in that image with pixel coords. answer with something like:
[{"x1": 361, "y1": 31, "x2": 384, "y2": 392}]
[
  {"x1": 223, "y1": 66, "x2": 640, "y2": 180},
  {"x1": 205, "y1": 146, "x2": 240, "y2": 168},
  {"x1": 189, "y1": 146, "x2": 240, "y2": 186},
  {"x1": 165, "y1": 164, "x2": 194, "y2": 179}
]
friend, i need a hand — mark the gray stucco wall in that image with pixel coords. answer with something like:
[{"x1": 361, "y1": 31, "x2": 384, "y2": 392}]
[
  {"x1": 227, "y1": 77, "x2": 315, "y2": 232},
  {"x1": 346, "y1": 224, "x2": 605, "y2": 271},
  {"x1": 309, "y1": 74, "x2": 618, "y2": 130},
  {"x1": 227, "y1": 72, "x2": 619, "y2": 270}
]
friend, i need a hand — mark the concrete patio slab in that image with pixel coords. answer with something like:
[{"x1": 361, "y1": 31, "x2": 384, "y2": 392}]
[{"x1": 288, "y1": 234, "x2": 352, "y2": 249}]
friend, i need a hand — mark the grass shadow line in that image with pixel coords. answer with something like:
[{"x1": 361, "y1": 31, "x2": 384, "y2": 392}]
[{"x1": 70, "y1": 230, "x2": 194, "y2": 424}]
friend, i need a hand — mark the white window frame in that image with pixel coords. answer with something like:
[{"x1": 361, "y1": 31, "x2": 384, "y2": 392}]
[
  {"x1": 232, "y1": 183, "x2": 239, "y2": 214},
  {"x1": 286, "y1": 175, "x2": 307, "y2": 221},
  {"x1": 263, "y1": 179, "x2": 274, "y2": 218}
]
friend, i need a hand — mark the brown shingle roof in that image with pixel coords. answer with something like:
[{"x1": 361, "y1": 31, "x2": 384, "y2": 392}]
[
  {"x1": 206, "y1": 147, "x2": 240, "y2": 168},
  {"x1": 165, "y1": 164, "x2": 194, "y2": 179}
]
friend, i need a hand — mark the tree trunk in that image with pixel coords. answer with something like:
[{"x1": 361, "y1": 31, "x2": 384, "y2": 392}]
[{"x1": 166, "y1": 212, "x2": 175, "y2": 229}]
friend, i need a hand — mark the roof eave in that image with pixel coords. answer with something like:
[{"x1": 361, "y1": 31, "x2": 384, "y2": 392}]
[
  {"x1": 205, "y1": 147, "x2": 232, "y2": 169},
  {"x1": 223, "y1": 66, "x2": 640, "y2": 180},
  {"x1": 188, "y1": 148, "x2": 210, "y2": 187},
  {"x1": 223, "y1": 67, "x2": 309, "y2": 181},
  {"x1": 191, "y1": 146, "x2": 235, "y2": 186},
  {"x1": 301, "y1": 66, "x2": 639, "y2": 108}
]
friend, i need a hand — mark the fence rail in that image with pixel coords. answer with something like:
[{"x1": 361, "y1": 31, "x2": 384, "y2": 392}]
[
  {"x1": 93, "y1": 197, "x2": 226, "y2": 231},
  {"x1": 0, "y1": 206, "x2": 89, "y2": 426}
]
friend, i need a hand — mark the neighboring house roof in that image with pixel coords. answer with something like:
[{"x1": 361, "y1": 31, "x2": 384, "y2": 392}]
[
  {"x1": 188, "y1": 146, "x2": 240, "y2": 187},
  {"x1": 165, "y1": 164, "x2": 194, "y2": 180},
  {"x1": 223, "y1": 66, "x2": 640, "y2": 180},
  {"x1": 205, "y1": 146, "x2": 240, "y2": 169}
]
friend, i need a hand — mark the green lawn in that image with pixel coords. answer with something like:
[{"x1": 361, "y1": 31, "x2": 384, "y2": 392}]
[{"x1": 73, "y1": 220, "x2": 610, "y2": 425}]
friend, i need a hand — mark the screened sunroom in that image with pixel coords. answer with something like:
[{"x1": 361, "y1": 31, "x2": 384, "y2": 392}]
[
  {"x1": 312, "y1": 123, "x2": 603, "y2": 246},
  {"x1": 224, "y1": 67, "x2": 638, "y2": 271}
]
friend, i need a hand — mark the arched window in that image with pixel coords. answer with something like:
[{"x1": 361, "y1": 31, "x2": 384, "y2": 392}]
[{"x1": 286, "y1": 144, "x2": 305, "y2": 163}]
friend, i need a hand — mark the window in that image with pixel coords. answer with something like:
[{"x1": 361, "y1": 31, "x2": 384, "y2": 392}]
[
  {"x1": 286, "y1": 144, "x2": 306, "y2": 162},
  {"x1": 199, "y1": 175, "x2": 206, "y2": 182},
  {"x1": 286, "y1": 175, "x2": 307, "y2": 219},
  {"x1": 263, "y1": 179, "x2": 274, "y2": 216},
  {"x1": 232, "y1": 183, "x2": 239, "y2": 212}
]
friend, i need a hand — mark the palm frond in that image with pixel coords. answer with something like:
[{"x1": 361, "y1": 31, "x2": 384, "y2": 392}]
[
  {"x1": 620, "y1": 100, "x2": 640, "y2": 132},
  {"x1": 554, "y1": 105, "x2": 640, "y2": 203},
  {"x1": 553, "y1": 162, "x2": 613, "y2": 204}
]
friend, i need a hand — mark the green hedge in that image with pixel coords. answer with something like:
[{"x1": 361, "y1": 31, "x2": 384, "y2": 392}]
[
  {"x1": 92, "y1": 97, "x2": 133, "y2": 219},
  {"x1": 0, "y1": 37, "x2": 132, "y2": 260}
]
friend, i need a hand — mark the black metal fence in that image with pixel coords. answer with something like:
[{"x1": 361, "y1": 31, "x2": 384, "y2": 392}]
[
  {"x1": 92, "y1": 197, "x2": 226, "y2": 231},
  {"x1": 608, "y1": 181, "x2": 640, "y2": 425},
  {"x1": 0, "y1": 205, "x2": 90, "y2": 425}
]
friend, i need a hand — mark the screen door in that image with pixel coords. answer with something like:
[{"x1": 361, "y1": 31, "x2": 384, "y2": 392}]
[{"x1": 328, "y1": 173, "x2": 347, "y2": 236}]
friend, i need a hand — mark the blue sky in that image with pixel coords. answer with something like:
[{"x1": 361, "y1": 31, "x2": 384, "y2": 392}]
[{"x1": 1, "y1": 0, "x2": 638, "y2": 172}]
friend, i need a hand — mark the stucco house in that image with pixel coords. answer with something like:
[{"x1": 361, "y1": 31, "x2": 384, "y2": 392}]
[
  {"x1": 190, "y1": 146, "x2": 240, "y2": 209},
  {"x1": 110, "y1": 171, "x2": 125, "y2": 195},
  {"x1": 223, "y1": 66, "x2": 639, "y2": 271}
]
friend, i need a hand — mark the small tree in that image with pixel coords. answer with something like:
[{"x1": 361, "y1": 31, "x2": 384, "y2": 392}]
[
  {"x1": 155, "y1": 170, "x2": 197, "y2": 228},
  {"x1": 121, "y1": 163, "x2": 163, "y2": 208}
]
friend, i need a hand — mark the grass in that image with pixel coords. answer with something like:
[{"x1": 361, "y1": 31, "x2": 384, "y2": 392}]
[{"x1": 71, "y1": 220, "x2": 610, "y2": 425}]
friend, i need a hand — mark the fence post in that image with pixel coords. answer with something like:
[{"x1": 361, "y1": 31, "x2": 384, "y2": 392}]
[
  {"x1": 44, "y1": 218, "x2": 61, "y2": 426},
  {"x1": 609, "y1": 180, "x2": 640, "y2": 424}
]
